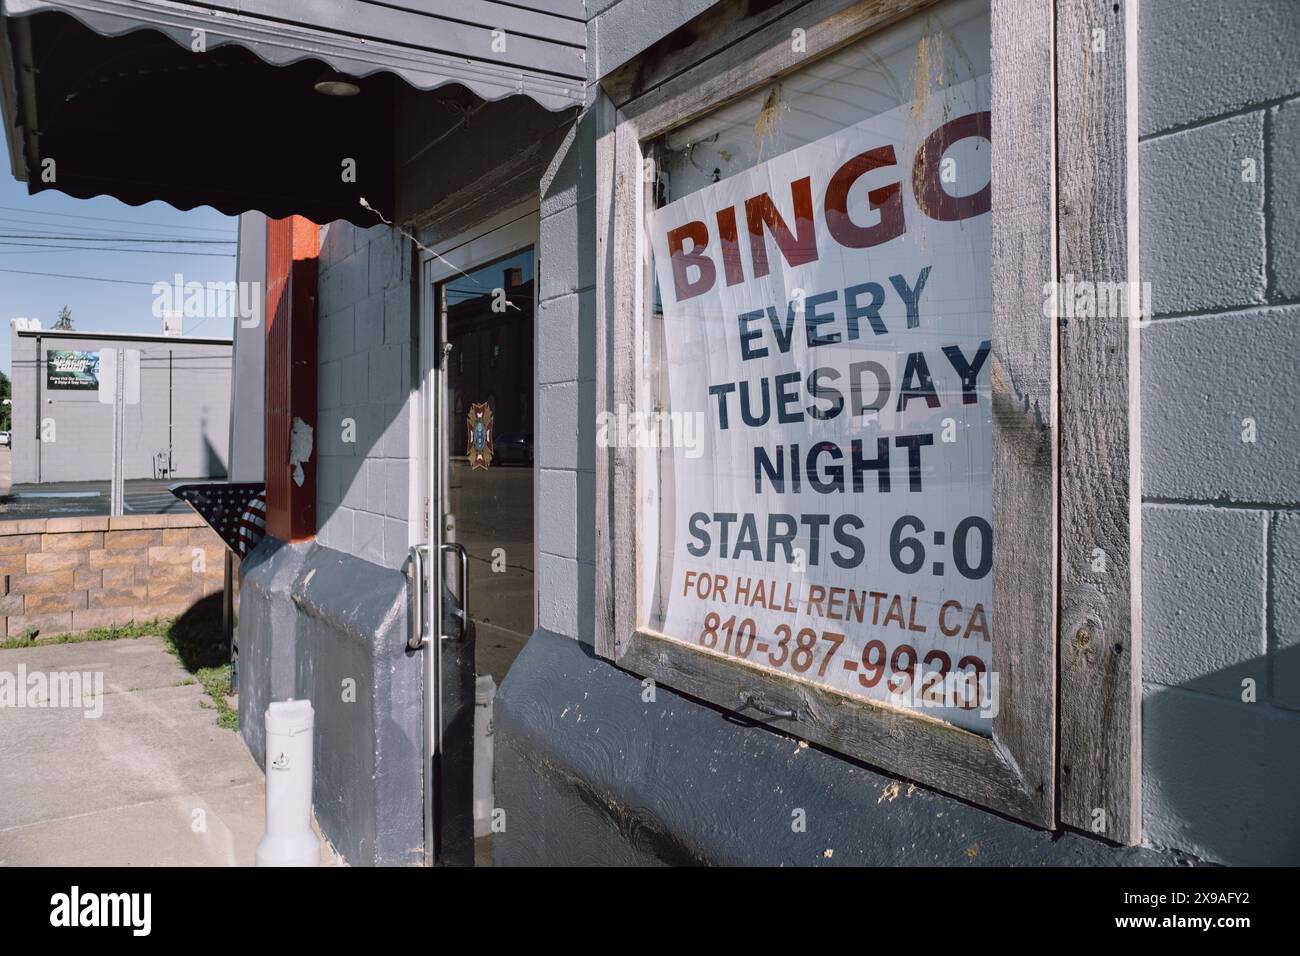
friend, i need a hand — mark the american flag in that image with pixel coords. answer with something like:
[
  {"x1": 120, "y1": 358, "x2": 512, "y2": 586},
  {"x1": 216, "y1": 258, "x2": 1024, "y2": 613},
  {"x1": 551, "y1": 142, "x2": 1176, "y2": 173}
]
[
  {"x1": 170, "y1": 482, "x2": 267, "y2": 556},
  {"x1": 238, "y1": 492, "x2": 267, "y2": 556}
]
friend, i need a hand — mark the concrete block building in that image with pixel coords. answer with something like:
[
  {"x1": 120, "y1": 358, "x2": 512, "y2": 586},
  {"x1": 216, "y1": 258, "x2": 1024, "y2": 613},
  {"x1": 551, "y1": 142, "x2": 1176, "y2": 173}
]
[
  {"x1": 2, "y1": 0, "x2": 1295, "y2": 867},
  {"x1": 8, "y1": 324, "x2": 232, "y2": 484}
]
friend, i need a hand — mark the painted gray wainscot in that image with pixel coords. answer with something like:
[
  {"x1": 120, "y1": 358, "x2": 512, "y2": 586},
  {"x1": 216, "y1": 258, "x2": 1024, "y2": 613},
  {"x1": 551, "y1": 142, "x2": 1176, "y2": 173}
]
[
  {"x1": 493, "y1": 629, "x2": 1197, "y2": 867},
  {"x1": 239, "y1": 538, "x2": 423, "y2": 866}
]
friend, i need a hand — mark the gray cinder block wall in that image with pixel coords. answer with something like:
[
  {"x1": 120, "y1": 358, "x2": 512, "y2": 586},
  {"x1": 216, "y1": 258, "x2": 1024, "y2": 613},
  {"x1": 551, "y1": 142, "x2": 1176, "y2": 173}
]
[
  {"x1": 315, "y1": 221, "x2": 412, "y2": 572},
  {"x1": 494, "y1": 0, "x2": 1299, "y2": 867},
  {"x1": 237, "y1": 215, "x2": 420, "y2": 866},
  {"x1": 237, "y1": 0, "x2": 1300, "y2": 866},
  {"x1": 263, "y1": 218, "x2": 421, "y2": 865},
  {"x1": 242, "y1": 87, "x2": 577, "y2": 866},
  {"x1": 1138, "y1": 0, "x2": 1300, "y2": 865},
  {"x1": 502, "y1": 0, "x2": 1184, "y2": 867},
  {"x1": 530, "y1": 0, "x2": 713, "y2": 643},
  {"x1": 536, "y1": 112, "x2": 599, "y2": 638}
]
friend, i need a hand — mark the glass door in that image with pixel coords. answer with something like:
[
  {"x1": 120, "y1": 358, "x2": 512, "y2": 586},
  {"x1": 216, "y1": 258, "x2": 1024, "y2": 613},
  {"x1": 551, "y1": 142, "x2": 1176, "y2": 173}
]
[
  {"x1": 436, "y1": 247, "x2": 537, "y2": 686},
  {"x1": 414, "y1": 209, "x2": 537, "y2": 867}
]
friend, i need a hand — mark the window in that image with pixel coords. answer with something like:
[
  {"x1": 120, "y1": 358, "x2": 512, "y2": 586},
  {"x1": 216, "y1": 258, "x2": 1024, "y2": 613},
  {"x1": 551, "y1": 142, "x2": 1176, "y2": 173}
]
[
  {"x1": 641, "y1": 0, "x2": 994, "y2": 734},
  {"x1": 597, "y1": 0, "x2": 1135, "y2": 835}
]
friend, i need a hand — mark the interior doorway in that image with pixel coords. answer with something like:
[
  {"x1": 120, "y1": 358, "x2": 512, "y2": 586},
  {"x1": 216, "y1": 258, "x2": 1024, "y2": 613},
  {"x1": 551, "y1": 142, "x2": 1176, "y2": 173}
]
[
  {"x1": 436, "y1": 245, "x2": 536, "y2": 682},
  {"x1": 415, "y1": 206, "x2": 538, "y2": 866}
]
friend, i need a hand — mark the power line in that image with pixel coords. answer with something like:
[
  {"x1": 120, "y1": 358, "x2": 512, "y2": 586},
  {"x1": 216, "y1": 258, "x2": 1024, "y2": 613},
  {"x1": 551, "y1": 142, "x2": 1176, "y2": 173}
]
[
  {"x1": 0, "y1": 217, "x2": 225, "y2": 241},
  {"x1": 0, "y1": 204, "x2": 236, "y2": 234},
  {"x1": 0, "y1": 267, "x2": 170, "y2": 286},
  {"x1": 0, "y1": 241, "x2": 234, "y2": 257},
  {"x1": 0, "y1": 216, "x2": 236, "y2": 241},
  {"x1": 0, "y1": 248, "x2": 233, "y2": 257},
  {"x1": 0, "y1": 234, "x2": 235, "y2": 243}
]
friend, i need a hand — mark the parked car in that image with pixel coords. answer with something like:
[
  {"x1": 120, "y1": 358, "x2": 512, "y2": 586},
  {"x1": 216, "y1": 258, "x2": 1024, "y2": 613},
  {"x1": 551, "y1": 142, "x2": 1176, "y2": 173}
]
[
  {"x1": 0, "y1": 431, "x2": 10, "y2": 446},
  {"x1": 494, "y1": 432, "x2": 533, "y2": 465}
]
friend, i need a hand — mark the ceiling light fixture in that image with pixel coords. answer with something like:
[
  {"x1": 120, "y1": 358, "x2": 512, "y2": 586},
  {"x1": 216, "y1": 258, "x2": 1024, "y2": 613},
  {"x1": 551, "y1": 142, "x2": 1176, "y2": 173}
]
[{"x1": 313, "y1": 71, "x2": 361, "y2": 97}]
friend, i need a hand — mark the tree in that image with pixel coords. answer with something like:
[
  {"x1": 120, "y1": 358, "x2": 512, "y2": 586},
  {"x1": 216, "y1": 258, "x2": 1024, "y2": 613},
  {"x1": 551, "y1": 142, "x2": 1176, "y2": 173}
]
[
  {"x1": 52, "y1": 305, "x2": 73, "y2": 330},
  {"x1": 0, "y1": 371, "x2": 10, "y2": 432}
]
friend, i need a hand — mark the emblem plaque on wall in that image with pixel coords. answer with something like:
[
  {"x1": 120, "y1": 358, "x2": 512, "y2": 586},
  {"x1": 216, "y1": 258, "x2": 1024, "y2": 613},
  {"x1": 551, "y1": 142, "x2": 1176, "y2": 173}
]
[{"x1": 467, "y1": 402, "x2": 494, "y2": 469}]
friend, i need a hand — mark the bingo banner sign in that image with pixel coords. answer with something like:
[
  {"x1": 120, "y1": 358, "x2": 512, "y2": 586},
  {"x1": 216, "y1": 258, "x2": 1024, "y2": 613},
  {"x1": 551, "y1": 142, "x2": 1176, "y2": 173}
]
[{"x1": 646, "y1": 76, "x2": 995, "y2": 733}]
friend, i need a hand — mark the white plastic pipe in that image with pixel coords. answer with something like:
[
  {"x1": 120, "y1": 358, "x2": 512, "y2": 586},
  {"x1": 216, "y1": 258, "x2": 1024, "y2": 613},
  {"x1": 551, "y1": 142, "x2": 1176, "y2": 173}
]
[
  {"x1": 473, "y1": 675, "x2": 497, "y2": 839},
  {"x1": 256, "y1": 699, "x2": 321, "y2": 867}
]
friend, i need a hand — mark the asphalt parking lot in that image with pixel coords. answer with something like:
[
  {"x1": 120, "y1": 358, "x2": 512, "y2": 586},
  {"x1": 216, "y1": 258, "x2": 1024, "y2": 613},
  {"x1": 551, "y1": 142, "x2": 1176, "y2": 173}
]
[{"x1": 0, "y1": 447, "x2": 213, "y2": 518}]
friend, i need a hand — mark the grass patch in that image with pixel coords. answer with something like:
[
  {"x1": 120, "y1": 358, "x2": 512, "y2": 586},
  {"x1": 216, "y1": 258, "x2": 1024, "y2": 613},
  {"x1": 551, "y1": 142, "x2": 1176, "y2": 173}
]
[
  {"x1": 160, "y1": 603, "x2": 237, "y2": 731},
  {"x1": 0, "y1": 601, "x2": 236, "y2": 731},
  {"x1": 0, "y1": 618, "x2": 162, "y2": 649},
  {"x1": 193, "y1": 666, "x2": 238, "y2": 730}
]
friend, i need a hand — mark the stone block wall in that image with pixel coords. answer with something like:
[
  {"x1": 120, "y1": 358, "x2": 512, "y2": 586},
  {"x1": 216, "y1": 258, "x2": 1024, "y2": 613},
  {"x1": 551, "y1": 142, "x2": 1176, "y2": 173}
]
[{"x1": 0, "y1": 515, "x2": 226, "y2": 638}]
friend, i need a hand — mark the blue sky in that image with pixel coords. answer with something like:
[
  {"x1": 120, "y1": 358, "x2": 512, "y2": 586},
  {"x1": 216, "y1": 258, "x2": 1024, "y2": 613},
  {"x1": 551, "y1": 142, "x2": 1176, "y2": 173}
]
[{"x1": 0, "y1": 148, "x2": 239, "y2": 377}]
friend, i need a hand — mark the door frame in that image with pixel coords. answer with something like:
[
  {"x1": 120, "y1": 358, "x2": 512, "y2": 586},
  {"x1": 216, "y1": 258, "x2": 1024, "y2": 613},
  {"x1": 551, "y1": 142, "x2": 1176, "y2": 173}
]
[
  {"x1": 409, "y1": 201, "x2": 540, "y2": 865},
  {"x1": 411, "y1": 200, "x2": 541, "y2": 557}
]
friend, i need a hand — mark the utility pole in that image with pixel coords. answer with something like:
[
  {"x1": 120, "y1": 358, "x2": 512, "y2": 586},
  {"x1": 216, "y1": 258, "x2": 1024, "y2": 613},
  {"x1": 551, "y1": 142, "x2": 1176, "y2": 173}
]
[
  {"x1": 110, "y1": 349, "x2": 125, "y2": 516},
  {"x1": 99, "y1": 347, "x2": 139, "y2": 516}
]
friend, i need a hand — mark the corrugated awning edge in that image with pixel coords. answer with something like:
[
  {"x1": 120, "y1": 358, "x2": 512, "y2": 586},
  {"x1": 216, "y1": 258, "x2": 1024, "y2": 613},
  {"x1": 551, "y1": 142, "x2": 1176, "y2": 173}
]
[{"x1": 2, "y1": 0, "x2": 587, "y2": 110}]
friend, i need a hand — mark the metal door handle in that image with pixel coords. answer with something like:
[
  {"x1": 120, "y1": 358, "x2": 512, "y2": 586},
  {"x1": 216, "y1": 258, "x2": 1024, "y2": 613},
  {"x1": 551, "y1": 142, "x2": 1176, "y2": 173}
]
[
  {"x1": 407, "y1": 544, "x2": 430, "y2": 650},
  {"x1": 408, "y1": 542, "x2": 467, "y2": 649},
  {"x1": 441, "y1": 542, "x2": 468, "y2": 637}
]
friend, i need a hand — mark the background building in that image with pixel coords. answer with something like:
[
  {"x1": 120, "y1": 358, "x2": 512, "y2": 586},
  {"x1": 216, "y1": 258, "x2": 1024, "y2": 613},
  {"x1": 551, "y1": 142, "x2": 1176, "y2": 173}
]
[{"x1": 8, "y1": 322, "x2": 232, "y2": 483}]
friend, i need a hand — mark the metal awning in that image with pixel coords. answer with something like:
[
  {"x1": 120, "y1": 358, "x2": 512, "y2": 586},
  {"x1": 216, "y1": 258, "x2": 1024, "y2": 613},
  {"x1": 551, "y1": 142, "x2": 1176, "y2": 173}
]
[
  {"x1": 4, "y1": 0, "x2": 586, "y2": 107},
  {"x1": 0, "y1": 0, "x2": 586, "y2": 222}
]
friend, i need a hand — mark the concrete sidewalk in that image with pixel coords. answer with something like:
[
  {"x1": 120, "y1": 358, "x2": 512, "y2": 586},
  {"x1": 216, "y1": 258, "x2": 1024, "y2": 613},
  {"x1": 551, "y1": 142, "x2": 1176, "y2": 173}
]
[{"x1": 0, "y1": 636, "x2": 336, "y2": 866}]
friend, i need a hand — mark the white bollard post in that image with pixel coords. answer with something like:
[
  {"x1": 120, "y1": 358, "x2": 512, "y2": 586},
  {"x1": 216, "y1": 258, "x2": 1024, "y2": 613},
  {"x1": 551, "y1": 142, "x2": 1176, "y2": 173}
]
[
  {"x1": 256, "y1": 699, "x2": 321, "y2": 867},
  {"x1": 473, "y1": 675, "x2": 497, "y2": 839}
]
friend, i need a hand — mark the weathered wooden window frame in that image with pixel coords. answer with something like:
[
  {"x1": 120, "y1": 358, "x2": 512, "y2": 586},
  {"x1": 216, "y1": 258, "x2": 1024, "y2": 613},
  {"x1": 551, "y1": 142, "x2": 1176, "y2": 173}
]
[{"x1": 594, "y1": 0, "x2": 1139, "y2": 839}]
